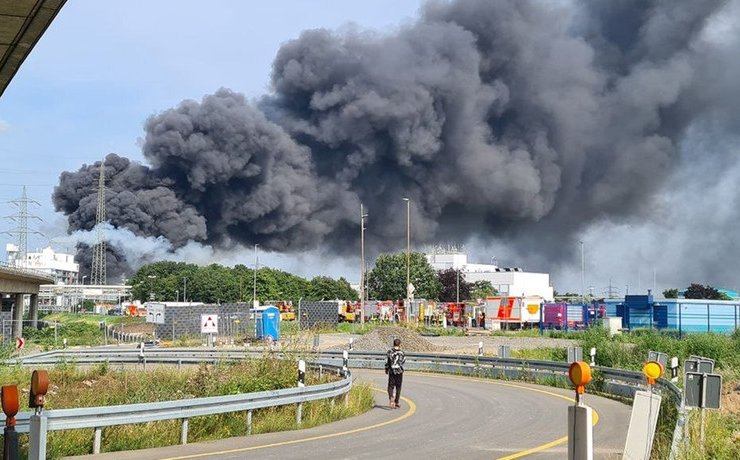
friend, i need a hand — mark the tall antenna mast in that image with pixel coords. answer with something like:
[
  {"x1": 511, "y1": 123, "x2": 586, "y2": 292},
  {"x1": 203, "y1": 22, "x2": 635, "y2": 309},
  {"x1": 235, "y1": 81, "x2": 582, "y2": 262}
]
[
  {"x1": 3, "y1": 186, "x2": 42, "y2": 267},
  {"x1": 91, "y1": 160, "x2": 107, "y2": 285}
]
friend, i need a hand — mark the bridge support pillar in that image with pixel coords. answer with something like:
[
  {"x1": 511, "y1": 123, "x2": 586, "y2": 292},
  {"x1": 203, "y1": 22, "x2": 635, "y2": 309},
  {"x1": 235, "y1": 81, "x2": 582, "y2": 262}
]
[
  {"x1": 29, "y1": 294, "x2": 39, "y2": 328},
  {"x1": 12, "y1": 293, "x2": 24, "y2": 338}
]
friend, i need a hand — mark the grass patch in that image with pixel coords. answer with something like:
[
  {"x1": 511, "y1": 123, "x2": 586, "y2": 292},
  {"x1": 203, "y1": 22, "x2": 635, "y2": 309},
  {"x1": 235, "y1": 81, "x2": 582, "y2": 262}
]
[{"x1": 0, "y1": 357, "x2": 370, "y2": 458}]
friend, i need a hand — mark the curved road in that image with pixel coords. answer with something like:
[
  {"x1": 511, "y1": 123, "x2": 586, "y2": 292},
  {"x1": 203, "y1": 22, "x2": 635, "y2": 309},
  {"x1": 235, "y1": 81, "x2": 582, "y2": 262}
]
[{"x1": 76, "y1": 370, "x2": 630, "y2": 460}]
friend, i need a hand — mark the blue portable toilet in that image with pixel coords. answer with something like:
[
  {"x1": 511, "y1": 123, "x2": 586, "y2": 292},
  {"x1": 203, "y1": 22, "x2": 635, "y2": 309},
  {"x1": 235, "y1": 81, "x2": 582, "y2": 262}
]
[{"x1": 254, "y1": 306, "x2": 280, "y2": 341}]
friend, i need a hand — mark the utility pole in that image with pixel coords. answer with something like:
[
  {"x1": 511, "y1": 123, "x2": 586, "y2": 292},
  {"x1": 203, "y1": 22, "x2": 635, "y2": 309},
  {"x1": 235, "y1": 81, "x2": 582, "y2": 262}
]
[
  {"x1": 403, "y1": 198, "x2": 410, "y2": 303},
  {"x1": 360, "y1": 204, "x2": 367, "y2": 325},
  {"x1": 182, "y1": 277, "x2": 187, "y2": 302},
  {"x1": 580, "y1": 241, "x2": 585, "y2": 305},
  {"x1": 253, "y1": 244, "x2": 259, "y2": 307}
]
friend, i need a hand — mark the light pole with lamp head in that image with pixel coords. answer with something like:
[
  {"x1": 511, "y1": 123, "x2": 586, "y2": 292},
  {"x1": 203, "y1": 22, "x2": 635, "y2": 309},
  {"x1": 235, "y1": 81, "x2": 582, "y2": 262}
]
[
  {"x1": 360, "y1": 204, "x2": 368, "y2": 325},
  {"x1": 147, "y1": 275, "x2": 157, "y2": 301},
  {"x1": 80, "y1": 275, "x2": 87, "y2": 314},
  {"x1": 403, "y1": 197, "x2": 410, "y2": 319},
  {"x1": 580, "y1": 240, "x2": 585, "y2": 305},
  {"x1": 253, "y1": 244, "x2": 259, "y2": 308}
]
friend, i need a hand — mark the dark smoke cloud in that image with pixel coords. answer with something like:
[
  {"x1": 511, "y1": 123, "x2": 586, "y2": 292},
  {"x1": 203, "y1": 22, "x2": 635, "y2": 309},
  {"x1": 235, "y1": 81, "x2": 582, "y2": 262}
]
[{"x1": 53, "y1": 0, "x2": 740, "y2": 273}]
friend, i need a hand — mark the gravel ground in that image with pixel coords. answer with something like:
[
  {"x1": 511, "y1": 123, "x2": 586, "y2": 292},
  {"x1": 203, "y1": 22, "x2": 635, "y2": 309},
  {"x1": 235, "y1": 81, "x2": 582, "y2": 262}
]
[{"x1": 320, "y1": 329, "x2": 576, "y2": 355}]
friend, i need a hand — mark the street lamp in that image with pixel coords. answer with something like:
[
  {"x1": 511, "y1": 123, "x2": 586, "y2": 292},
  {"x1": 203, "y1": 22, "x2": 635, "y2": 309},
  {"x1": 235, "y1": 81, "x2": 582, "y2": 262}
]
[
  {"x1": 253, "y1": 244, "x2": 259, "y2": 307},
  {"x1": 360, "y1": 204, "x2": 368, "y2": 325},
  {"x1": 579, "y1": 241, "x2": 585, "y2": 305},
  {"x1": 80, "y1": 275, "x2": 87, "y2": 314},
  {"x1": 403, "y1": 198, "x2": 410, "y2": 303},
  {"x1": 147, "y1": 275, "x2": 157, "y2": 301},
  {"x1": 182, "y1": 277, "x2": 188, "y2": 303}
]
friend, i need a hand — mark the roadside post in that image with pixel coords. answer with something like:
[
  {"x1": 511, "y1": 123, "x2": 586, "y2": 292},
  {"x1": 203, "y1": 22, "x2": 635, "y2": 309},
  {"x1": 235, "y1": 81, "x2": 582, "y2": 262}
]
[
  {"x1": 478, "y1": 341, "x2": 483, "y2": 357},
  {"x1": 669, "y1": 357, "x2": 679, "y2": 383},
  {"x1": 349, "y1": 337, "x2": 353, "y2": 351},
  {"x1": 567, "y1": 361, "x2": 593, "y2": 460},
  {"x1": 623, "y1": 361, "x2": 664, "y2": 460},
  {"x1": 342, "y1": 350, "x2": 349, "y2": 377},
  {"x1": 589, "y1": 347, "x2": 596, "y2": 367},
  {"x1": 1, "y1": 384, "x2": 20, "y2": 460},
  {"x1": 28, "y1": 370, "x2": 49, "y2": 460},
  {"x1": 297, "y1": 360, "x2": 306, "y2": 425}
]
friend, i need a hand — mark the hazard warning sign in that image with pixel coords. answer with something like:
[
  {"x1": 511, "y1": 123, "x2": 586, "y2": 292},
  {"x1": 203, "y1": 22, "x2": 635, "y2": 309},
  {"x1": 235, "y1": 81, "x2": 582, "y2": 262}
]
[{"x1": 201, "y1": 314, "x2": 219, "y2": 334}]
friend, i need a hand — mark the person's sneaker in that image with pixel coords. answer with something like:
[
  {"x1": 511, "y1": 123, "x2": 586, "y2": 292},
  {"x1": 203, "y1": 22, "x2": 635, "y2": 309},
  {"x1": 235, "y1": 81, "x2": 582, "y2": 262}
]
[
  {"x1": 389, "y1": 400, "x2": 395, "y2": 408},
  {"x1": 394, "y1": 403, "x2": 400, "y2": 409}
]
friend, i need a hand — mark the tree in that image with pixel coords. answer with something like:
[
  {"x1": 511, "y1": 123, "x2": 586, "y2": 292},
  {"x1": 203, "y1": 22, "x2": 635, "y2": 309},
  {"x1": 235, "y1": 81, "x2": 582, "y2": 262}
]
[
  {"x1": 307, "y1": 276, "x2": 358, "y2": 300},
  {"x1": 367, "y1": 252, "x2": 441, "y2": 300},
  {"x1": 684, "y1": 283, "x2": 721, "y2": 300},
  {"x1": 437, "y1": 268, "x2": 471, "y2": 302},
  {"x1": 662, "y1": 288, "x2": 679, "y2": 299},
  {"x1": 471, "y1": 280, "x2": 497, "y2": 300}
]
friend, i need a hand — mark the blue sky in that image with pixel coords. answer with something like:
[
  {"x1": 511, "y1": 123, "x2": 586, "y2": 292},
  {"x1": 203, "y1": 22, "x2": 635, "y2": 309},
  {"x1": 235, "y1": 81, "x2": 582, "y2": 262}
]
[{"x1": 0, "y1": 0, "x2": 422, "y2": 268}]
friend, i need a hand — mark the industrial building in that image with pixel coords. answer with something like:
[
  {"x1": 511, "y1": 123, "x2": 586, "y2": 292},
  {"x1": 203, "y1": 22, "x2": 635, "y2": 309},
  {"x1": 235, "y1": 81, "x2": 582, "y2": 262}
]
[
  {"x1": 6, "y1": 243, "x2": 79, "y2": 284},
  {"x1": 605, "y1": 293, "x2": 739, "y2": 334},
  {"x1": 425, "y1": 250, "x2": 554, "y2": 301}
]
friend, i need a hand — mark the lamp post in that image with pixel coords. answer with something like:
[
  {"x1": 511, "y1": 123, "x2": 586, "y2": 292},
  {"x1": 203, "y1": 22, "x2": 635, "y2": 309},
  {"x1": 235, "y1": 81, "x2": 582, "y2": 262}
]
[
  {"x1": 175, "y1": 289, "x2": 179, "y2": 302},
  {"x1": 147, "y1": 275, "x2": 157, "y2": 301},
  {"x1": 360, "y1": 204, "x2": 368, "y2": 325},
  {"x1": 403, "y1": 198, "x2": 410, "y2": 305},
  {"x1": 580, "y1": 241, "x2": 585, "y2": 305},
  {"x1": 80, "y1": 275, "x2": 87, "y2": 314},
  {"x1": 182, "y1": 277, "x2": 188, "y2": 302},
  {"x1": 253, "y1": 244, "x2": 259, "y2": 307}
]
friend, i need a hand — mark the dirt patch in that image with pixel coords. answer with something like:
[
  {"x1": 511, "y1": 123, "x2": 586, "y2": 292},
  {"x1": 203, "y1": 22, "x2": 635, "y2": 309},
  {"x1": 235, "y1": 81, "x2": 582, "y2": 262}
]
[
  {"x1": 328, "y1": 326, "x2": 442, "y2": 353},
  {"x1": 722, "y1": 380, "x2": 740, "y2": 415}
]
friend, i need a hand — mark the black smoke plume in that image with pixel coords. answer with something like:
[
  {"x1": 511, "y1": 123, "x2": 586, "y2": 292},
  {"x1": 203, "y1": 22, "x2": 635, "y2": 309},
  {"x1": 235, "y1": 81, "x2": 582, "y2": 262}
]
[{"x1": 53, "y1": 0, "x2": 740, "y2": 275}]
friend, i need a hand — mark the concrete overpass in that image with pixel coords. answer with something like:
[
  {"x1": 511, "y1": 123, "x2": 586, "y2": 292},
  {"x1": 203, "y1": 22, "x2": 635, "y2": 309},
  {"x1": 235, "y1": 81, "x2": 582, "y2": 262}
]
[
  {"x1": 1, "y1": 0, "x2": 67, "y2": 97},
  {"x1": 0, "y1": 261, "x2": 54, "y2": 338}
]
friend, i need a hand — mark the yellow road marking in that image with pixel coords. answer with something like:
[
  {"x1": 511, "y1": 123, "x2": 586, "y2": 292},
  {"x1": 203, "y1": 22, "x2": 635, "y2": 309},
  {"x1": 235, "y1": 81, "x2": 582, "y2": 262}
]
[
  {"x1": 161, "y1": 390, "x2": 416, "y2": 460},
  {"x1": 163, "y1": 371, "x2": 599, "y2": 460},
  {"x1": 408, "y1": 373, "x2": 600, "y2": 459}
]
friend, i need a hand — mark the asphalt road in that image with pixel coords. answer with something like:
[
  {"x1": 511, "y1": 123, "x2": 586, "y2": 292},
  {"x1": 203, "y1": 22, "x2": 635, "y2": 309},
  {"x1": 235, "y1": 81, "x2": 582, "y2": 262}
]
[{"x1": 75, "y1": 370, "x2": 630, "y2": 460}]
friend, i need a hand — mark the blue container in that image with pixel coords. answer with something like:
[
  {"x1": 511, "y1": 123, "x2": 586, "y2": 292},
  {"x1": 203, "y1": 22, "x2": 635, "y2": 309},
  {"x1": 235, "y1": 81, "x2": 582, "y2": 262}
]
[{"x1": 254, "y1": 306, "x2": 280, "y2": 341}]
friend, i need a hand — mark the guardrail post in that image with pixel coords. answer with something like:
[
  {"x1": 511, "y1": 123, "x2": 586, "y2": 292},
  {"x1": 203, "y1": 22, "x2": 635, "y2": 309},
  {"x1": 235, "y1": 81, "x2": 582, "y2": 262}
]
[
  {"x1": 180, "y1": 418, "x2": 189, "y2": 444},
  {"x1": 93, "y1": 427, "x2": 102, "y2": 454},
  {"x1": 28, "y1": 414, "x2": 48, "y2": 460},
  {"x1": 246, "y1": 410, "x2": 252, "y2": 435},
  {"x1": 296, "y1": 402, "x2": 303, "y2": 426}
]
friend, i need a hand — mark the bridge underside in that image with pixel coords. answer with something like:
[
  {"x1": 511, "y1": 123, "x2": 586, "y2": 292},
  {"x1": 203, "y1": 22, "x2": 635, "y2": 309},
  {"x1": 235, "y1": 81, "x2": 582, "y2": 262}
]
[{"x1": 0, "y1": 0, "x2": 66, "y2": 97}]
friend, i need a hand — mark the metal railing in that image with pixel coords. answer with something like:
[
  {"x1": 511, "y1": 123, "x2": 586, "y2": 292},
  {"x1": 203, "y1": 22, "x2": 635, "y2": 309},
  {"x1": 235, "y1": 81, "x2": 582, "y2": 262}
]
[
  {"x1": 0, "y1": 260, "x2": 54, "y2": 282},
  {"x1": 1, "y1": 350, "x2": 352, "y2": 457},
  {"x1": 2, "y1": 348, "x2": 684, "y2": 458}
]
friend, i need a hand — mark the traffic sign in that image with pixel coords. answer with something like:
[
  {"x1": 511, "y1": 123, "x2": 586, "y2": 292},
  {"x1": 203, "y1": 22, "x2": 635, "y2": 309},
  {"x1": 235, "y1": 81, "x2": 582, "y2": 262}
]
[
  {"x1": 15, "y1": 337, "x2": 24, "y2": 349},
  {"x1": 146, "y1": 303, "x2": 166, "y2": 324},
  {"x1": 685, "y1": 372, "x2": 722, "y2": 409},
  {"x1": 201, "y1": 314, "x2": 218, "y2": 334}
]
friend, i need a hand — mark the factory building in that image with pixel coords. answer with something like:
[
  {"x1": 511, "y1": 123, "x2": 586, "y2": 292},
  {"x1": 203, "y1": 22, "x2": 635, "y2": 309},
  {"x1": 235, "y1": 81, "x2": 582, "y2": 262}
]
[{"x1": 425, "y1": 250, "x2": 554, "y2": 301}]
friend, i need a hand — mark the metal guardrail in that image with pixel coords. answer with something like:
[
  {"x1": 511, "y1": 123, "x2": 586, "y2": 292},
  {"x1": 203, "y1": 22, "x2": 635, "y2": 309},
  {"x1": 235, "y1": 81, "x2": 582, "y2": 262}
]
[
  {"x1": 2, "y1": 347, "x2": 685, "y2": 458},
  {"x1": 1, "y1": 349, "x2": 352, "y2": 457}
]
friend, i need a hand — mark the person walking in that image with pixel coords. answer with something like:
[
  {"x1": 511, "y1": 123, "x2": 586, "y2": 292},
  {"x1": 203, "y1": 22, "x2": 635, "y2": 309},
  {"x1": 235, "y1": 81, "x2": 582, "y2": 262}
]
[{"x1": 385, "y1": 338, "x2": 405, "y2": 408}]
